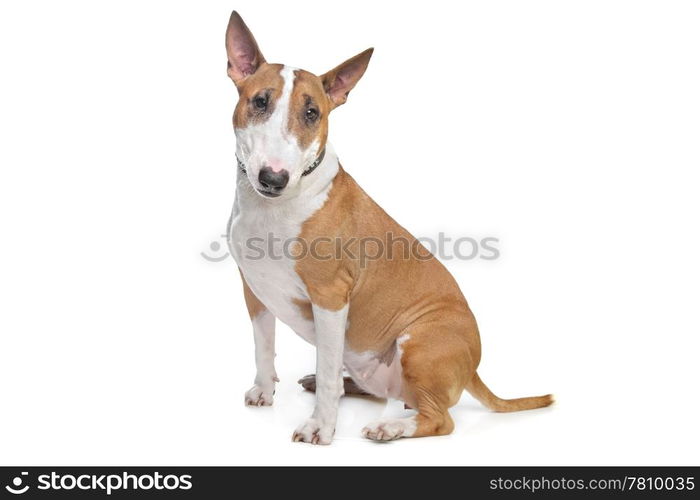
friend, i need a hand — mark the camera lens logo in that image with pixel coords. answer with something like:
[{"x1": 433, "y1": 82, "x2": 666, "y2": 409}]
[
  {"x1": 201, "y1": 234, "x2": 230, "y2": 262},
  {"x1": 5, "y1": 472, "x2": 29, "y2": 495}
]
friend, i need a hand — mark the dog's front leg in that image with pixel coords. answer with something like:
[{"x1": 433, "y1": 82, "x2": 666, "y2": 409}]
[
  {"x1": 293, "y1": 304, "x2": 348, "y2": 445},
  {"x1": 244, "y1": 309, "x2": 277, "y2": 406},
  {"x1": 240, "y1": 273, "x2": 277, "y2": 406}
]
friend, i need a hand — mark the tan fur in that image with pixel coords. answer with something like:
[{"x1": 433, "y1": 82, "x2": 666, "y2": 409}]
[
  {"x1": 288, "y1": 69, "x2": 330, "y2": 150},
  {"x1": 295, "y1": 168, "x2": 553, "y2": 436},
  {"x1": 291, "y1": 297, "x2": 314, "y2": 321},
  {"x1": 232, "y1": 64, "x2": 284, "y2": 129},
  {"x1": 466, "y1": 373, "x2": 555, "y2": 412}
]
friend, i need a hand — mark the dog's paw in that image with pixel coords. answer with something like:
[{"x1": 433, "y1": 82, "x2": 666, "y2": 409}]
[
  {"x1": 297, "y1": 374, "x2": 317, "y2": 392},
  {"x1": 361, "y1": 417, "x2": 416, "y2": 441},
  {"x1": 292, "y1": 418, "x2": 334, "y2": 445},
  {"x1": 244, "y1": 385, "x2": 274, "y2": 407}
]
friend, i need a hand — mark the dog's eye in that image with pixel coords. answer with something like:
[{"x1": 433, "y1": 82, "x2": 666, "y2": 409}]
[
  {"x1": 305, "y1": 107, "x2": 319, "y2": 123},
  {"x1": 252, "y1": 95, "x2": 268, "y2": 111}
]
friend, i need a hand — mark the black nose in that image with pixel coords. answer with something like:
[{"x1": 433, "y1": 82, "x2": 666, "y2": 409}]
[{"x1": 258, "y1": 167, "x2": 289, "y2": 192}]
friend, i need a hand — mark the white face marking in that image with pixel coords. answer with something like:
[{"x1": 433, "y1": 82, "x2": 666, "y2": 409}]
[{"x1": 234, "y1": 65, "x2": 322, "y2": 198}]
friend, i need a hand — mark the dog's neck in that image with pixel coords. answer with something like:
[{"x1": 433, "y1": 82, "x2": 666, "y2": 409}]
[{"x1": 234, "y1": 142, "x2": 340, "y2": 213}]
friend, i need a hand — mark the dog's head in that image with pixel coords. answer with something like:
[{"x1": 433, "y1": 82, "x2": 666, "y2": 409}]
[{"x1": 225, "y1": 11, "x2": 372, "y2": 199}]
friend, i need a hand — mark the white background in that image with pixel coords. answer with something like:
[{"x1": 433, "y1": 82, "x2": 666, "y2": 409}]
[{"x1": 1, "y1": 0, "x2": 699, "y2": 466}]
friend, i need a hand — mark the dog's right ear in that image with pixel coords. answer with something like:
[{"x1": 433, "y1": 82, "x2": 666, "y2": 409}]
[{"x1": 225, "y1": 11, "x2": 266, "y2": 85}]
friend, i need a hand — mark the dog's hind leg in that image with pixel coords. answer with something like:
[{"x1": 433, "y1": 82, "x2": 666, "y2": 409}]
[
  {"x1": 361, "y1": 371, "x2": 458, "y2": 441},
  {"x1": 298, "y1": 374, "x2": 370, "y2": 395},
  {"x1": 361, "y1": 315, "x2": 476, "y2": 441}
]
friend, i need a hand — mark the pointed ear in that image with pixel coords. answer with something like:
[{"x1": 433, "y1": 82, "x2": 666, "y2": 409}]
[
  {"x1": 321, "y1": 48, "x2": 374, "y2": 108},
  {"x1": 225, "y1": 11, "x2": 266, "y2": 84}
]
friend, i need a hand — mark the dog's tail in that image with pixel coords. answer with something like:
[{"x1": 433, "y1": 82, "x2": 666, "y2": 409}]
[{"x1": 465, "y1": 372, "x2": 554, "y2": 412}]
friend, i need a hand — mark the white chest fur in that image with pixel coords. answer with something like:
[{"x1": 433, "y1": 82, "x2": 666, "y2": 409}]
[
  {"x1": 227, "y1": 151, "x2": 406, "y2": 399},
  {"x1": 227, "y1": 153, "x2": 338, "y2": 343}
]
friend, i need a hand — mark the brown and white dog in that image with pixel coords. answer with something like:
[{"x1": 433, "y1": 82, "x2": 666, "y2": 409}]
[{"x1": 225, "y1": 11, "x2": 553, "y2": 445}]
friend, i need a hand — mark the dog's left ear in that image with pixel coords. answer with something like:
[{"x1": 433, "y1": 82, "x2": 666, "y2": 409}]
[{"x1": 321, "y1": 48, "x2": 374, "y2": 109}]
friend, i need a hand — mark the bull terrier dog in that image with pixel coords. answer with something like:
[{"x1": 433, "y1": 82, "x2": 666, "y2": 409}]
[{"x1": 225, "y1": 11, "x2": 553, "y2": 445}]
